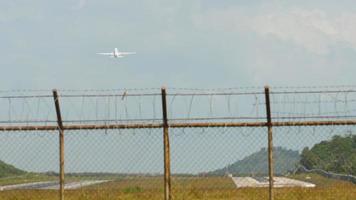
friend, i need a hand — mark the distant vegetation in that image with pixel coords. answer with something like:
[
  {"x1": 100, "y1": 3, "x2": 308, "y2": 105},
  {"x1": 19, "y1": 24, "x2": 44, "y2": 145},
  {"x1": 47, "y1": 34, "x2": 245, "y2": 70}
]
[
  {"x1": 0, "y1": 160, "x2": 25, "y2": 178},
  {"x1": 210, "y1": 135, "x2": 356, "y2": 177},
  {"x1": 301, "y1": 135, "x2": 356, "y2": 175},
  {"x1": 210, "y1": 147, "x2": 300, "y2": 176}
]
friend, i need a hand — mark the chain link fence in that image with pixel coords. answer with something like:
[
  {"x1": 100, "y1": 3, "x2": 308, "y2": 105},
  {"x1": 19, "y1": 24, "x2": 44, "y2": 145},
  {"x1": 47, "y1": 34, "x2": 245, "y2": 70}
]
[{"x1": 0, "y1": 86, "x2": 355, "y2": 200}]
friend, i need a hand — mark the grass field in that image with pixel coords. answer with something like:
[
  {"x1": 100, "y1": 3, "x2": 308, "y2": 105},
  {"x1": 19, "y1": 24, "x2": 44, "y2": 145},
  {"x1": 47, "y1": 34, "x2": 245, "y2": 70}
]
[
  {"x1": 0, "y1": 174, "x2": 355, "y2": 200},
  {"x1": 0, "y1": 173, "x2": 57, "y2": 186}
]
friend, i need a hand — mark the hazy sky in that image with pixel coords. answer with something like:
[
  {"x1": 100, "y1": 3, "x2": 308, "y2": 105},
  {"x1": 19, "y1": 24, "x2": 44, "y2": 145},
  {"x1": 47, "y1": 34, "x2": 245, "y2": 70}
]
[{"x1": 2, "y1": 0, "x2": 356, "y2": 90}]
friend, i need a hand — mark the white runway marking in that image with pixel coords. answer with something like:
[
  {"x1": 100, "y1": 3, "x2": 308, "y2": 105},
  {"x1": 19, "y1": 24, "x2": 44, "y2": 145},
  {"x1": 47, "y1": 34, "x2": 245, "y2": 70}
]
[{"x1": 231, "y1": 177, "x2": 315, "y2": 188}]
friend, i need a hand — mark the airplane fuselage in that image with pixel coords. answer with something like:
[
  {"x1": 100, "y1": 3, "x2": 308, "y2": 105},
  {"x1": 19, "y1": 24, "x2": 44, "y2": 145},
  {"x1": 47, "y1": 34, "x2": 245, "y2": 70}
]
[{"x1": 113, "y1": 48, "x2": 124, "y2": 57}]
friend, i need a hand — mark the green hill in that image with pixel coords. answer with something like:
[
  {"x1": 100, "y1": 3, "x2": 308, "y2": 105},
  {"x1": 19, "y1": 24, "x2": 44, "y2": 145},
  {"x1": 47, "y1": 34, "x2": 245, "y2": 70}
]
[
  {"x1": 210, "y1": 147, "x2": 300, "y2": 176},
  {"x1": 300, "y1": 135, "x2": 356, "y2": 175},
  {"x1": 0, "y1": 160, "x2": 25, "y2": 178}
]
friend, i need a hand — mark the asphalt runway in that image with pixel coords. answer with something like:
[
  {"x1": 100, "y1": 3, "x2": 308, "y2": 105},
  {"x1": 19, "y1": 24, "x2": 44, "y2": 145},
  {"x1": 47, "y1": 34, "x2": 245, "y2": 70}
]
[{"x1": 0, "y1": 180, "x2": 109, "y2": 191}]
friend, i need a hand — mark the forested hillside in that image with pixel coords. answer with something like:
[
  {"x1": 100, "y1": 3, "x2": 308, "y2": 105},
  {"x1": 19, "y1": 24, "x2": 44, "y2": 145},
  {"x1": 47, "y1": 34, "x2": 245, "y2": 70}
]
[
  {"x1": 301, "y1": 135, "x2": 356, "y2": 175},
  {"x1": 0, "y1": 160, "x2": 25, "y2": 178},
  {"x1": 211, "y1": 147, "x2": 300, "y2": 176}
]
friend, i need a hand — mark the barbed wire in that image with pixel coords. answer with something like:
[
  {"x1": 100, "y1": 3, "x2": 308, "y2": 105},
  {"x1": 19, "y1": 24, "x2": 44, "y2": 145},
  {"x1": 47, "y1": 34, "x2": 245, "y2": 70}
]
[{"x1": 0, "y1": 87, "x2": 355, "y2": 127}]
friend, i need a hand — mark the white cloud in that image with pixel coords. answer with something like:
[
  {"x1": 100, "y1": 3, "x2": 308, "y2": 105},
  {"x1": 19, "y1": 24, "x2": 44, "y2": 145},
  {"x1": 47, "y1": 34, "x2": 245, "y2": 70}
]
[{"x1": 196, "y1": 7, "x2": 356, "y2": 55}]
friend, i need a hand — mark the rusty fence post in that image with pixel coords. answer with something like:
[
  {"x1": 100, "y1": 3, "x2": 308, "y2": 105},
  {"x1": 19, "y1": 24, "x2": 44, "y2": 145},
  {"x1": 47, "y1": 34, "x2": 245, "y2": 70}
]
[
  {"x1": 161, "y1": 87, "x2": 172, "y2": 200},
  {"x1": 264, "y1": 86, "x2": 274, "y2": 200},
  {"x1": 53, "y1": 89, "x2": 65, "y2": 200}
]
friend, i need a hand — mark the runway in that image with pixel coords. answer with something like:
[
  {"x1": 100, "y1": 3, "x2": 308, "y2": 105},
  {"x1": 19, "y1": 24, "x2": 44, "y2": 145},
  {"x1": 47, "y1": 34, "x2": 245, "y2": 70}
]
[
  {"x1": 231, "y1": 176, "x2": 315, "y2": 188},
  {"x1": 0, "y1": 180, "x2": 109, "y2": 191}
]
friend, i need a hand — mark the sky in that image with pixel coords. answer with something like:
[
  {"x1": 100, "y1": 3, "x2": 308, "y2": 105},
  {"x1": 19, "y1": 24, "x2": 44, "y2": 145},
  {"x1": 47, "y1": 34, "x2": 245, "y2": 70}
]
[
  {"x1": 1, "y1": 1, "x2": 356, "y2": 174},
  {"x1": 2, "y1": 0, "x2": 356, "y2": 90}
]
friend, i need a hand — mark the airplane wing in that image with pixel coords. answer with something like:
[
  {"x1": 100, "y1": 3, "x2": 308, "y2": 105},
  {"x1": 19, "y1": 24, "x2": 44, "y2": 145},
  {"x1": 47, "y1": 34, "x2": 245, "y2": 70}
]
[
  {"x1": 96, "y1": 53, "x2": 113, "y2": 55},
  {"x1": 120, "y1": 52, "x2": 136, "y2": 55}
]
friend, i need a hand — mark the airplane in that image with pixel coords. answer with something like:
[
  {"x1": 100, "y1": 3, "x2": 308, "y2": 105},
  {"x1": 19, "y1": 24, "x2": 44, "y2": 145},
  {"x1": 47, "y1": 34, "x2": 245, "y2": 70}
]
[{"x1": 97, "y1": 48, "x2": 136, "y2": 58}]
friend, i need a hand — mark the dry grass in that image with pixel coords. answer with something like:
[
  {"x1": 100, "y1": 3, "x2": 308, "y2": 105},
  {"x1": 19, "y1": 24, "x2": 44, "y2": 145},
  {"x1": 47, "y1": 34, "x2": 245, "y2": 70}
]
[{"x1": 0, "y1": 175, "x2": 355, "y2": 200}]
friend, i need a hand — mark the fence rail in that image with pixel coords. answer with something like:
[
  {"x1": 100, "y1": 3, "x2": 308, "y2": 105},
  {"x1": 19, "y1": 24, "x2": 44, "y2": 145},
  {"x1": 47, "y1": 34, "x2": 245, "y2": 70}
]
[{"x1": 1, "y1": 120, "x2": 356, "y2": 131}]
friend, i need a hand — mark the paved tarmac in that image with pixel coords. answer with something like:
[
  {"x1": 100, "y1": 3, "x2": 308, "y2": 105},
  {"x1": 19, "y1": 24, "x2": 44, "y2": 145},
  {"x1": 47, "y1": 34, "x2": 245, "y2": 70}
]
[
  {"x1": 231, "y1": 176, "x2": 315, "y2": 188},
  {"x1": 0, "y1": 180, "x2": 109, "y2": 191}
]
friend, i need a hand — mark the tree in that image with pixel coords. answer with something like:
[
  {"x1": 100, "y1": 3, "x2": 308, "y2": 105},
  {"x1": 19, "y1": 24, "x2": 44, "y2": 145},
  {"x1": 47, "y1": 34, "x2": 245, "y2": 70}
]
[{"x1": 300, "y1": 135, "x2": 356, "y2": 175}]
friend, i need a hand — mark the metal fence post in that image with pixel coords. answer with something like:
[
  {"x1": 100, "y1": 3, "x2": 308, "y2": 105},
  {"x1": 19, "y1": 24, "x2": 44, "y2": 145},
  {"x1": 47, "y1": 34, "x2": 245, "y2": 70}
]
[
  {"x1": 264, "y1": 86, "x2": 274, "y2": 200},
  {"x1": 53, "y1": 89, "x2": 65, "y2": 200},
  {"x1": 161, "y1": 87, "x2": 172, "y2": 200}
]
